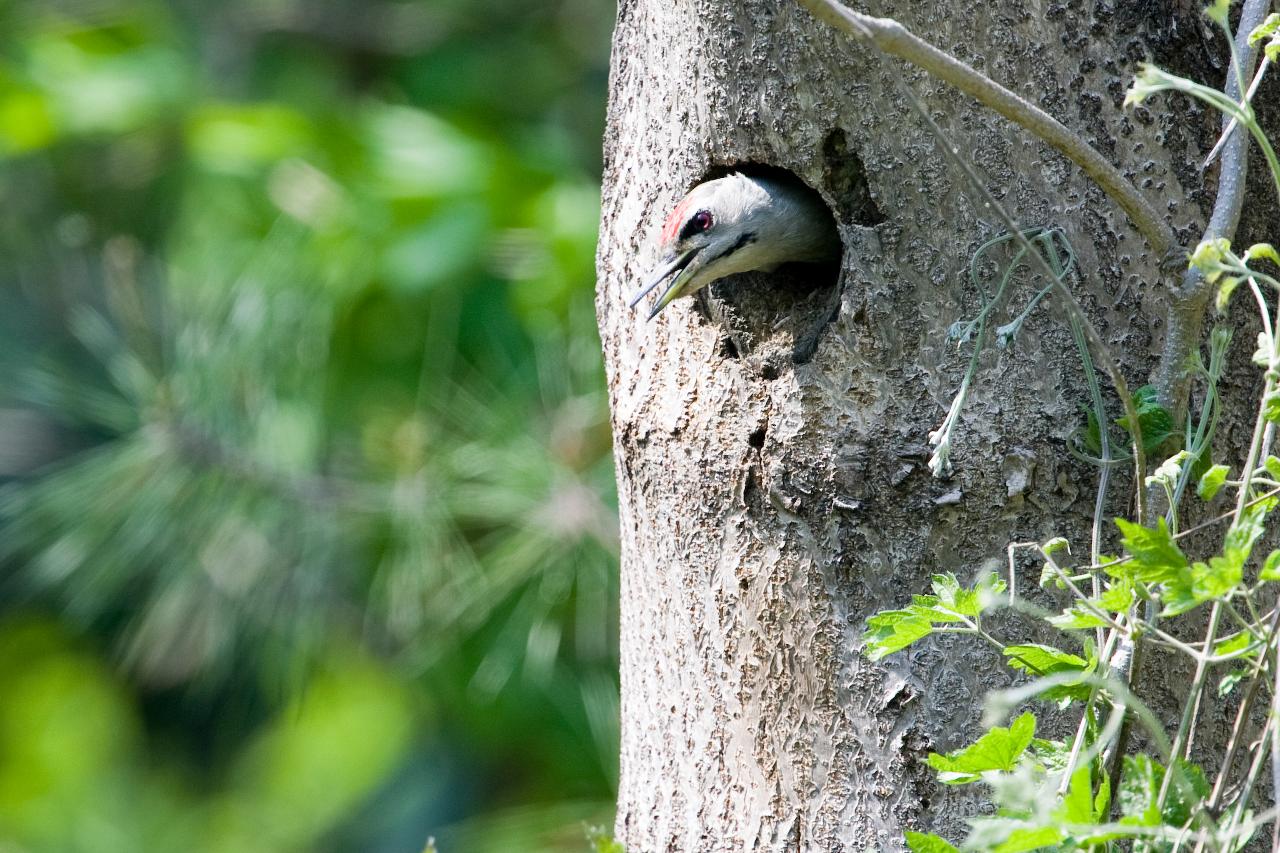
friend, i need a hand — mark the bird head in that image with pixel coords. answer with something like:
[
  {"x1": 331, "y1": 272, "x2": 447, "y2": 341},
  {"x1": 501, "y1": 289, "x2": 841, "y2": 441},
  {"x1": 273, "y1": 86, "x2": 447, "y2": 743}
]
[{"x1": 628, "y1": 173, "x2": 839, "y2": 319}]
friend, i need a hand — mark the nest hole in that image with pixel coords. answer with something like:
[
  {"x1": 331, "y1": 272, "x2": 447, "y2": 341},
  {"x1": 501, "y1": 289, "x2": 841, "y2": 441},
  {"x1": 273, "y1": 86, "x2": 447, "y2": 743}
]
[{"x1": 693, "y1": 141, "x2": 881, "y2": 370}]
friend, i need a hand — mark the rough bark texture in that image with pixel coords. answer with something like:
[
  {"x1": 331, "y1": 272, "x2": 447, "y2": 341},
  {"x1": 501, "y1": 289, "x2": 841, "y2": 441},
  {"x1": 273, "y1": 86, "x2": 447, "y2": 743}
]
[{"x1": 596, "y1": 0, "x2": 1274, "y2": 849}]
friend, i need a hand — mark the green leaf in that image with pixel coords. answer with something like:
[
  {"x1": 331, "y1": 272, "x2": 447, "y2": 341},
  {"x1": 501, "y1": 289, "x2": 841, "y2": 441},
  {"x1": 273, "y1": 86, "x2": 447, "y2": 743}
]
[
  {"x1": 1003, "y1": 644, "x2": 1090, "y2": 676},
  {"x1": 861, "y1": 573, "x2": 1005, "y2": 661},
  {"x1": 1004, "y1": 643, "x2": 1096, "y2": 700},
  {"x1": 1244, "y1": 242, "x2": 1280, "y2": 268},
  {"x1": 1248, "y1": 13, "x2": 1280, "y2": 46},
  {"x1": 862, "y1": 610, "x2": 934, "y2": 661},
  {"x1": 1118, "y1": 754, "x2": 1162, "y2": 826},
  {"x1": 1112, "y1": 517, "x2": 1189, "y2": 585},
  {"x1": 1267, "y1": 455, "x2": 1280, "y2": 479},
  {"x1": 927, "y1": 712, "x2": 1036, "y2": 784},
  {"x1": 1080, "y1": 406, "x2": 1103, "y2": 456},
  {"x1": 1029, "y1": 737, "x2": 1071, "y2": 771},
  {"x1": 1213, "y1": 630, "x2": 1256, "y2": 657},
  {"x1": 992, "y1": 827, "x2": 1064, "y2": 853},
  {"x1": 1166, "y1": 499, "x2": 1273, "y2": 614},
  {"x1": 1197, "y1": 463, "x2": 1229, "y2": 500},
  {"x1": 1216, "y1": 276, "x2": 1242, "y2": 313},
  {"x1": 1042, "y1": 536, "x2": 1069, "y2": 554},
  {"x1": 1119, "y1": 755, "x2": 1211, "y2": 827},
  {"x1": 1219, "y1": 668, "x2": 1249, "y2": 696},
  {"x1": 1058, "y1": 765, "x2": 1096, "y2": 823},
  {"x1": 1115, "y1": 385, "x2": 1173, "y2": 452},
  {"x1": 904, "y1": 831, "x2": 959, "y2": 853},
  {"x1": 927, "y1": 571, "x2": 1003, "y2": 617},
  {"x1": 1205, "y1": 0, "x2": 1231, "y2": 27},
  {"x1": 1049, "y1": 578, "x2": 1134, "y2": 630},
  {"x1": 1261, "y1": 549, "x2": 1280, "y2": 581},
  {"x1": 1098, "y1": 577, "x2": 1136, "y2": 611},
  {"x1": 1047, "y1": 606, "x2": 1106, "y2": 631},
  {"x1": 1164, "y1": 760, "x2": 1210, "y2": 827}
]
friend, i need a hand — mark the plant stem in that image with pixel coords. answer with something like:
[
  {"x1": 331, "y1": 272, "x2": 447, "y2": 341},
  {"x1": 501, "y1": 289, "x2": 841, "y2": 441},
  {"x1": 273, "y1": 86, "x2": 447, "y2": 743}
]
[{"x1": 1151, "y1": 0, "x2": 1271, "y2": 416}]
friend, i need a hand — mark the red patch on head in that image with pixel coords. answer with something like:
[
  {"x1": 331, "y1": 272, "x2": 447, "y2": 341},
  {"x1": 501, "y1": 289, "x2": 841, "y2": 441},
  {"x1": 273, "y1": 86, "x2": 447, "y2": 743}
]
[{"x1": 660, "y1": 197, "x2": 692, "y2": 245}]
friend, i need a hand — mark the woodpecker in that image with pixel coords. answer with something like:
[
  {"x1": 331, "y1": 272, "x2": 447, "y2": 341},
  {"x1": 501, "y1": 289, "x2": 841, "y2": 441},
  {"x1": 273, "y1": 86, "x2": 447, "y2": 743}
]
[{"x1": 628, "y1": 172, "x2": 841, "y2": 320}]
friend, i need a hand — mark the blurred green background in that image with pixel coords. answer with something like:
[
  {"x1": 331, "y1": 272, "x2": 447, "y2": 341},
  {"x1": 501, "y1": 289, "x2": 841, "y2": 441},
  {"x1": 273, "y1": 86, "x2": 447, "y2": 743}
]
[{"x1": 0, "y1": 1, "x2": 618, "y2": 850}]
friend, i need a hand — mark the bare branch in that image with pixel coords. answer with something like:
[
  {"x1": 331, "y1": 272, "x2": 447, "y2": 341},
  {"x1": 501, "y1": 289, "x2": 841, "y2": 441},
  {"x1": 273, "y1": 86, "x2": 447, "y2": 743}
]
[{"x1": 796, "y1": 0, "x2": 1177, "y2": 257}]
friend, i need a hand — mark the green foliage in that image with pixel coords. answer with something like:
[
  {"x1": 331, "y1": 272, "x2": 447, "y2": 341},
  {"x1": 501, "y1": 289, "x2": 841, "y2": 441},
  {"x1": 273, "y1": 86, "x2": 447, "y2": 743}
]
[
  {"x1": 926, "y1": 712, "x2": 1036, "y2": 784},
  {"x1": 1197, "y1": 464, "x2": 1230, "y2": 500},
  {"x1": 1114, "y1": 385, "x2": 1174, "y2": 453},
  {"x1": 1111, "y1": 518, "x2": 1188, "y2": 585},
  {"x1": 905, "y1": 831, "x2": 961, "y2": 852},
  {"x1": 585, "y1": 825, "x2": 626, "y2": 853},
  {"x1": 0, "y1": 618, "x2": 414, "y2": 852},
  {"x1": 869, "y1": 20, "x2": 1280, "y2": 841},
  {"x1": 0, "y1": 0, "x2": 617, "y2": 848},
  {"x1": 862, "y1": 572, "x2": 1005, "y2": 660},
  {"x1": 1003, "y1": 643, "x2": 1095, "y2": 699}
]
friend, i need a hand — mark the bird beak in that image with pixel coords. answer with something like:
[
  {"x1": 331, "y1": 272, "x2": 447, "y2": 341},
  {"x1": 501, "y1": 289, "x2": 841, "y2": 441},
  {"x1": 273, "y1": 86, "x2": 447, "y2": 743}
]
[{"x1": 628, "y1": 248, "x2": 703, "y2": 320}]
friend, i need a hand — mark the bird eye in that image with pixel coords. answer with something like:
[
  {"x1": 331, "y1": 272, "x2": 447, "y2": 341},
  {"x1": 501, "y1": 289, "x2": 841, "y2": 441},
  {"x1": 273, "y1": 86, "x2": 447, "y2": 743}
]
[{"x1": 678, "y1": 209, "x2": 713, "y2": 241}]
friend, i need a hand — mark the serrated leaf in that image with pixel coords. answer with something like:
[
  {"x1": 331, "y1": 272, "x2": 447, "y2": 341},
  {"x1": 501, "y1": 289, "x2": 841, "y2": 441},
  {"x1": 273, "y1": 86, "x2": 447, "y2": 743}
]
[
  {"x1": 1118, "y1": 754, "x2": 1162, "y2": 826},
  {"x1": 1119, "y1": 755, "x2": 1210, "y2": 827},
  {"x1": 904, "y1": 831, "x2": 959, "y2": 853},
  {"x1": 863, "y1": 610, "x2": 934, "y2": 661},
  {"x1": 1003, "y1": 644, "x2": 1090, "y2": 675},
  {"x1": 1164, "y1": 760, "x2": 1210, "y2": 827},
  {"x1": 1166, "y1": 500, "x2": 1272, "y2": 614},
  {"x1": 927, "y1": 712, "x2": 1036, "y2": 784},
  {"x1": 1030, "y1": 737, "x2": 1071, "y2": 771},
  {"x1": 862, "y1": 574, "x2": 1005, "y2": 661},
  {"x1": 993, "y1": 827, "x2": 1065, "y2": 853},
  {"x1": 931, "y1": 571, "x2": 1004, "y2": 616},
  {"x1": 1115, "y1": 385, "x2": 1173, "y2": 452},
  {"x1": 1112, "y1": 517, "x2": 1188, "y2": 584},
  {"x1": 1197, "y1": 463, "x2": 1229, "y2": 500},
  {"x1": 1004, "y1": 643, "x2": 1096, "y2": 700},
  {"x1": 1052, "y1": 577, "x2": 1134, "y2": 629}
]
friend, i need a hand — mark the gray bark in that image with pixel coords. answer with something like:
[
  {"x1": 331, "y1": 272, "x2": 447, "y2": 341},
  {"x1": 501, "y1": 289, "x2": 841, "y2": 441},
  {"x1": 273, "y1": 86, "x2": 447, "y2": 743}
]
[{"x1": 595, "y1": 1, "x2": 1268, "y2": 849}]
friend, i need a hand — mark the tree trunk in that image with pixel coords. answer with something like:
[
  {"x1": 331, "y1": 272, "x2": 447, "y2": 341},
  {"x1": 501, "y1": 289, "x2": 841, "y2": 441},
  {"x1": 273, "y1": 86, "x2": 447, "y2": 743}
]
[{"x1": 595, "y1": 1, "x2": 1266, "y2": 848}]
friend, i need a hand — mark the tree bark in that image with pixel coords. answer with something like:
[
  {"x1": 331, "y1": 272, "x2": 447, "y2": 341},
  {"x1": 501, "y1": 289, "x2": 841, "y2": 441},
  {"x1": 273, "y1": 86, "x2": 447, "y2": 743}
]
[{"x1": 596, "y1": 0, "x2": 1270, "y2": 848}]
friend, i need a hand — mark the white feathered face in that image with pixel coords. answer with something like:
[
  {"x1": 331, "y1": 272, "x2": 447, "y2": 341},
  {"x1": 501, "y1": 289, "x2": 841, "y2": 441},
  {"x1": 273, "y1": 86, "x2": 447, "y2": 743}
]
[{"x1": 628, "y1": 177, "x2": 766, "y2": 319}]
